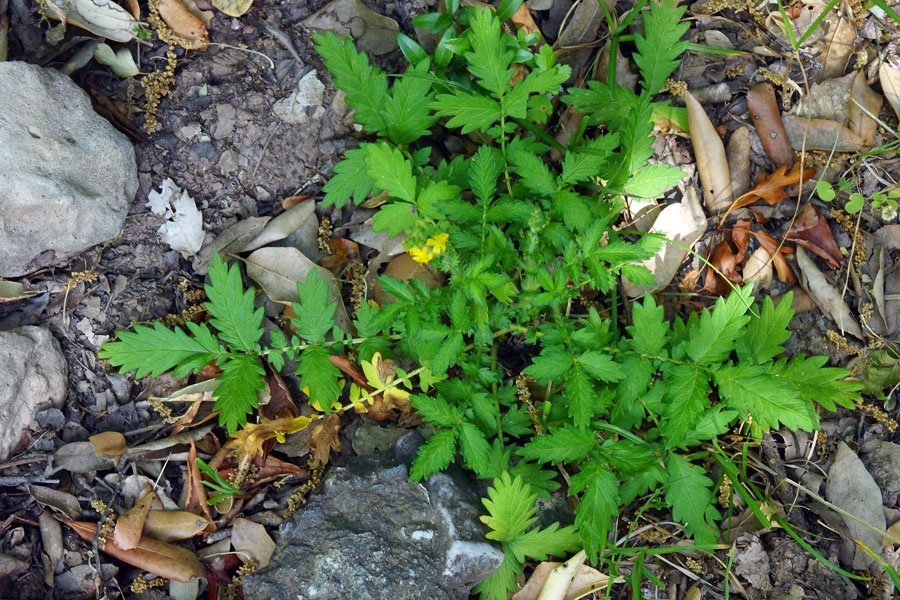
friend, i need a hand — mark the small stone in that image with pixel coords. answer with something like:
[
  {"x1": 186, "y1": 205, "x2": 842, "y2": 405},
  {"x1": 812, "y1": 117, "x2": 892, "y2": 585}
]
[
  {"x1": 0, "y1": 327, "x2": 67, "y2": 459},
  {"x1": 274, "y1": 70, "x2": 326, "y2": 126},
  {"x1": 180, "y1": 122, "x2": 202, "y2": 140},
  {"x1": 527, "y1": 0, "x2": 553, "y2": 9},
  {"x1": 218, "y1": 149, "x2": 239, "y2": 174},
  {"x1": 35, "y1": 407, "x2": 66, "y2": 430},
  {"x1": 213, "y1": 103, "x2": 236, "y2": 139}
]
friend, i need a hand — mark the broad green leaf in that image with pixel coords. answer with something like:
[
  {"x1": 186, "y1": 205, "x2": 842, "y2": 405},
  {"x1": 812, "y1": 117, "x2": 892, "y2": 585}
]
[
  {"x1": 623, "y1": 164, "x2": 686, "y2": 198},
  {"x1": 206, "y1": 254, "x2": 264, "y2": 354},
  {"x1": 518, "y1": 426, "x2": 597, "y2": 463},
  {"x1": 99, "y1": 322, "x2": 220, "y2": 379},
  {"x1": 577, "y1": 350, "x2": 625, "y2": 382},
  {"x1": 365, "y1": 143, "x2": 416, "y2": 203},
  {"x1": 431, "y1": 92, "x2": 502, "y2": 134},
  {"x1": 627, "y1": 294, "x2": 669, "y2": 356},
  {"x1": 714, "y1": 362, "x2": 818, "y2": 431},
  {"x1": 291, "y1": 269, "x2": 336, "y2": 343},
  {"x1": 571, "y1": 461, "x2": 619, "y2": 561},
  {"x1": 215, "y1": 354, "x2": 265, "y2": 435},
  {"x1": 665, "y1": 452, "x2": 719, "y2": 545},
  {"x1": 410, "y1": 429, "x2": 458, "y2": 481},
  {"x1": 735, "y1": 293, "x2": 793, "y2": 364}
]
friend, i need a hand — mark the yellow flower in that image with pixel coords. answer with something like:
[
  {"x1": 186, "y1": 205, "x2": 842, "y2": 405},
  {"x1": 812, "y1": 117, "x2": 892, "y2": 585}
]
[
  {"x1": 408, "y1": 245, "x2": 434, "y2": 264},
  {"x1": 426, "y1": 232, "x2": 449, "y2": 255}
]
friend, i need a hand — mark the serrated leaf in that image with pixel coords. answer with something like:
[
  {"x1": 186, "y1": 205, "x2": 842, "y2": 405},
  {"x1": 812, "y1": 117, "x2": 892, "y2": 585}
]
[
  {"x1": 464, "y1": 8, "x2": 513, "y2": 97},
  {"x1": 298, "y1": 345, "x2": 342, "y2": 413},
  {"x1": 518, "y1": 426, "x2": 596, "y2": 463},
  {"x1": 768, "y1": 355, "x2": 861, "y2": 411},
  {"x1": 685, "y1": 288, "x2": 752, "y2": 365},
  {"x1": 524, "y1": 349, "x2": 572, "y2": 382},
  {"x1": 322, "y1": 147, "x2": 375, "y2": 208},
  {"x1": 623, "y1": 164, "x2": 686, "y2": 198},
  {"x1": 594, "y1": 240, "x2": 653, "y2": 265},
  {"x1": 565, "y1": 367, "x2": 594, "y2": 427},
  {"x1": 313, "y1": 31, "x2": 388, "y2": 134},
  {"x1": 430, "y1": 92, "x2": 502, "y2": 134},
  {"x1": 481, "y1": 472, "x2": 537, "y2": 542},
  {"x1": 660, "y1": 364, "x2": 711, "y2": 448},
  {"x1": 735, "y1": 294, "x2": 793, "y2": 364},
  {"x1": 506, "y1": 523, "x2": 581, "y2": 564},
  {"x1": 472, "y1": 553, "x2": 517, "y2": 600},
  {"x1": 206, "y1": 254, "x2": 264, "y2": 354},
  {"x1": 291, "y1": 270, "x2": 336, "y2": 343},
  {"x1": 215, "y1": 354, "x2": 265, "y2": 435},
  {"x1": 571, "y1": 461, "x2": 619, "y2": 562},
  {"x1": 510, "y1": 148, "x2": 557, "y2": 196},
  {"x1": 372, "y1": 202, "x2": 417, "y2": 237},
  {"x1": 410, "y1": 429, "x2": 458, "y2": 481},
  {"x1": 365, "y1": 143, "x2": 416, "y2": 203},
  {"x1": 411, "y1": 394, "x2": 463, "y2": 427},
  {"x1": 633, "y1": 0, "x2": 689, "y2": 95},
  {"x1": 682, "y1": 405, "x2": 739, "y2": 446},
  {"x1": 627, "y1": 295, "x2": 669, "y2": 356},
  {"x1": 577, "y1": 350, "x2": 625, "y2": 382},
  {"x1": 459, "y1": 422, "x2": 491, "y2": 475},
  {"x1": 714, "y1": 362, "x2": 817, "y2": 431},
  {"x1": 665, "y1": 452, "x2": 718, "y2": 545},
  {"x1": 382, "y1": 63, "x2": 437, "y2": 144},
  {"x1": 469, "y1": 145, "x2": 501, "y2": 202},
  {"x1": 99, "y1": 322, "x2": 220, "y2": 379}
]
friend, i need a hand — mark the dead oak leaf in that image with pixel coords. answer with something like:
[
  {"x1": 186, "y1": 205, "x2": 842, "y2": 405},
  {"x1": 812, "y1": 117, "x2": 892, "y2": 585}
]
[
  {"x1": 785, "y1": 203, "x2": 842, "y2": 268},
  {"x1": 720, "y1": 163, "x2": 816, "y2": 223},
  {"x1": 309, "y1": 412, "x2": 341, "y2": 469}
]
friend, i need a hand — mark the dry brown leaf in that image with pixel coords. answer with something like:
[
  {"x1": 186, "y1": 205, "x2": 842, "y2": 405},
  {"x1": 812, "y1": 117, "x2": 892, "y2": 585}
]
[
  {"x1": 720, "y1": 163, "x2": 816, "y2": 223},
  {"x1": 64, "y1": 520, "x2": 205, "y2": 582},
  {"x1": 848, "y1": 70, "x2": 883, "y2": 146},
  {"x1": 158, "y1": 0, "x2": 208, "y2": 49},
  {"x1": 373, "y1": 253, "x2": 443, "y2": 305},
  {"x1": 726, "y1": 126, "x2": 751, "y2": 198},
  {"x1": 785, "y1": 203, "x2": 842, "y2": 268},
  {"x1": 782, "y1": 115, "x2": 868, "y2": 152},
  {"x1": 142, "y1": 510, "x2": 211, "y2": 542},
  {"x1": 881, "y1": 58, "x2": 900, "y2": 120},
  {"x1": 114, "y1": 485, "x2": 155, "y2": 550},
  {"x1": 29, "y1": 485, "x2": 82, "y2": 520},
  {"x1": 510, "y1": 2, "x2": 539, "y2": 36},
  {"x1": 796, "y1": 247, "x2": 863, "y2": 339},
  {"x1": 186, "y1": 441, "x2": 215, "y2": 529},
  {"x1": 259, "y1": 366, "x2": 299, "y2": 420},
  {"x1": 747, "y1": 82, "x2": 793, "y2": 167},
  {"x1": 231, "y1": 518, "x2": 276, "y2": 568},
  {"x1": 319, "y1": 238, "x2": 361, "y2": 274},
  {"x1": 732, "y1": 219, "x2": 751, "y2": 263},
  {"x1": 242, "y1": 202, "x2": 316, "y2": 253},
  {"x1": 89, "y1": 431, "x2": 127, "y2": 457},
  {"x1": 309, "y1": 412, "x2": 341, "y2": 468},
  {"x1": 685, "y1": 90, "x2": 732, "y2": 213},
  {"x1": 513, "y1": 550, "x2": 611, "y2": 600},
  {"x1": 818, "y1": 3, "x2": 856, "y2": 79}
]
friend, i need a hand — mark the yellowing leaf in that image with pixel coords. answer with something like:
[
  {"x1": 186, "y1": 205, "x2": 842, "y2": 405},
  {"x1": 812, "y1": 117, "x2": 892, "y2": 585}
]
[
  {"x1": 158, "y1": 0, "x2": 209, "y2": 49},
  {"x1": 209, "y1": 0, "x2": 251, "y2": 18},
  {"x1": 89, "y1": 431, "x2": 127, "y2": 456},
  {"x1": 143, "y1": 510, "x2": 211, "y2": 542}
]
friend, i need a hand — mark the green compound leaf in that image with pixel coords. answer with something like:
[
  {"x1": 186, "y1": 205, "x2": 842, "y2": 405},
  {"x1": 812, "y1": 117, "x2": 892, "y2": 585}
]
[
  {"x1": 481, "y1": 472, "x2": 537, "y2": 542},
  {"x1": 99, "y1": 321, "x2": 220, "y2": 379},
  {"x1": 518, "y1": 426, "x2": 597, "y2": 464},
  {"x1": 291, "y1": 270, "x2": 336, "y2": 344},
  {"x1": 215, "y1": 354, "x2": 265, "y2": 435},
  {"x1": 410, "y1": 429, "x2": 458, "y2": 481},
  {"x1": 298, "y1": 345, "x2": 343, "y2": 414},
  {"x1": 206, "y1": 254, "x2": 264, "y2": 354},
  {"x1": 665, "y1": 452, "x2": 719, "y2": 546},
  {"x1": 571, "y1": 461, "x2": 620, "y2": 562}
]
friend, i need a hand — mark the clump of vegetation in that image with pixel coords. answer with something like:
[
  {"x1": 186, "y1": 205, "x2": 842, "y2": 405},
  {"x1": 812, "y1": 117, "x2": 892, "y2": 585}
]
[{"x1": 100, "y1": 0, "x2": 864, "y2": 597}]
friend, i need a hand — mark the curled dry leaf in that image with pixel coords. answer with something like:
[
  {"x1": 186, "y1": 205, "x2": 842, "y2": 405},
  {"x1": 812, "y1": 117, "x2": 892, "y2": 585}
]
[
  {"x1": 782, "y1": 115, "x2": 868, "y2": 152},
  {"x1": 881, "y1": 57, "x2": 900, "y2": 120},
  {"x1": 186, "y1": 441, "x2": 215, "y2": 528},
  {"x1": 513, "y1": 550, "x2": 612, "y2": 600},
  {"x1": 685, "y1": 90, "x2": 732, "y2": 213},
  {"x1": 622, "y1": 187, "x2": 707, "y2": 297},
  {"x1": 308, "y1": 412, "x2": 341, "y2": 468},
  {"x1": 29, "y1": 485, "x2": 82, "y2": 520},
  {"x1": 796, "y1": 247, "x2": 863, "y2": 339},
  {"x1": 747, "y1": 83, "x2": 793, "y2": 167},
  {"x1": 319, "y1": 238, "x2": 361, "y2": 274},
  {"x1": 0, "y1": 280, "x2": 38, "y2": 302},
  {"x1": 40, "y1": 0, "x2": 138, "y2": 42},
  {"x1": 720, "y1": 163, "x2": 816, "y2": 223},
  {"x1": 195, "y1": 216, "x2": 270, "y2": 275},
  {"x1": 848, "y1": 70, "x2": 882, "y2": 147},
  {"x1": 143, "y1": 510, "x2": 211, "y2": 542},
  {"x1": 209, "y1": 0, "x2": 250, "y2": 17},
  {"x1": 726, "y1": 126, "x2": 751, "y2": 198},
  {"x1": 510, "y1": 2, "x2": 540, "y2": 36},
  {"x1": 818, "y1": 3, "x2": 856, "y2": 80},
  {"x1": 64, "y1": 520, "x2": 205, "y2": 582},
  {"x1": 751, "y1": 229, "x2": 795, "y2": 284},
  {"x1": 743, "y1": 247, "x2": 773, "y2": 289},
  {"x1": 231, "y1": 518, "x2": 276, "y2": 568},
  {"x1": 785, "y1": 203, "x2": 842, "y2": 268},
  {"x1": 89, "y1": 431, "x2": 127, "y2": 457},
  {"x1": 115, "y1": 485, "x2": 155, "y2": 550}
]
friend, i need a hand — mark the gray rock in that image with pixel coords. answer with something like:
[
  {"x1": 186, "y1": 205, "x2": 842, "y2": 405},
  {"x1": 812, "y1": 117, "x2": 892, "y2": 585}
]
[
  {"x1": 0, "y1": 62, "x2": 138, "y2": 277},
  {"x1": 0, "y1": 327, "x2": 67, "y2": 459},
  {"x1": 243, "y1": 451, "x2": 504, "y2": 600}
]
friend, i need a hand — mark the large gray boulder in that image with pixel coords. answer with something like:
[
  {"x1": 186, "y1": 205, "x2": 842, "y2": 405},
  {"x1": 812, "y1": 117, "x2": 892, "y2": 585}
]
[
  {"x1": 243, "y1": 441, "x2": 504, "y2": 600},
  {"x1": 0, "y1": 327, "x2": 67, "y2": 459},
  {"x1": 0, "y1": 62, "x2": 138, "y2": 277}
]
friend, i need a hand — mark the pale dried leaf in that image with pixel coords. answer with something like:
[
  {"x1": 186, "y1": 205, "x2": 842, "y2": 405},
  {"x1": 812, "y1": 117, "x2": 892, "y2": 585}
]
[
  {"x1": 796, "y1": 247, "x2": 863, "y2": 339},
  {"x1": 623, "y1": 187, "x2": 707, "y2": 297},
  {"x1": 169, "y1": 580, "x2": 200, "y2": 600},
  {"x1": 231, "y1": 518, "x2": 276, "y2": 568},
  {"x1": 848, "y1": 71, "x2": 882, "y2": 146},
  {"x1": 65, "y1": 520, "x2": 205, "y2": 582},
  {"x1": 303, "y1": 0, "x2": 399, "y2": 55},
  {"x1": 881, "y1": 58, "x2": 900, "y2": 120},
  {"x1": 143, "y1": 510, "x2": 211, "y2": 542},
  {"x1": 39, "y1": 510, "x2": 64, "y2": 564},
  {"x1": 115, "y1": 486, "x2": 155, "y2": 550},
  {"x1": 195, "y1": 216, "x2": 270, "y2": 275},
  {"x1": 825, "y1": 442, "x2": 886, "y2": 569},
  {"x1": 29, "y1": 485, "x2": 82, "y2": 520},
  {"x1": 40, "y1": 0, "x2": 138, "y2": 42},
  {"x1": 245, "y1": 246, "x2": 352, "y2": 333},
  {"x1": 743, "y1": 247, "x2": 773, "y2": 289},
  {"x1": 818, "y1": 5, "x2": 856, "y2": 79},
  {"x1": 782, "y1": 115, "x2": 868, "y2": 152},
  {"x1": 874, "y1": 225, "x2": 900, "y2": 251},
  {"x1": 93, "y1": 43, "x2": 138, "y2": 77},
  {"x1": 726, "y1": 126, "x2": 751, "y2": 198},
  {"x1": 685, "y1": 90, "x2": 732, "y2": 213},
  {"x1": 242, "y1": 201, "x2": 316, "y2": 252}
]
